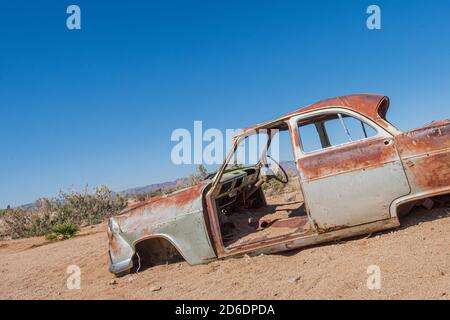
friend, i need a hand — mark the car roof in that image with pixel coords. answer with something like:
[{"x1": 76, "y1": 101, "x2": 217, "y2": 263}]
[{"x1": 239, "y1": 94, "x2": 389, "y2": 135}]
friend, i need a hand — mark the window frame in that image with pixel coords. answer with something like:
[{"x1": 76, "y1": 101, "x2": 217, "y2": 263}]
[
  {"x1": 226, "y1": 123, "x2": 293, "y2": 170},
  {"x1": 290, "y1": 107, "x2": 393, "y2": 157}
]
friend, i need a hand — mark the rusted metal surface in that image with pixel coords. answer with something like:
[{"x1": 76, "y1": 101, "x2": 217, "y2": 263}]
[
  {"x1": 108, "y1": 182, "x2": 216, "y2": 273},
  {"x1": 121, "y1": 182, "x2": 207, "y2": 214},
  {"x1": 297, "y1": 136, "x2": 400, "y2": 182},
  {"x1": 395, "y1": 119, "x2": 450, "y2": 193},
  {"x1": 395, "y1": 120, "x2": 450, "y2": 157},
  {"x1": 403, "y1": 153, "x2": 450, "y2": 189},
  {"x1": 108, "y1": 94, "x2": 450, "y2": 275},
  {"x1": 240, "y1": 94, "x2": 393, "y2": 135},
  {"x1": 268, "y1": 216, "x2": 308, "y2": 229}
]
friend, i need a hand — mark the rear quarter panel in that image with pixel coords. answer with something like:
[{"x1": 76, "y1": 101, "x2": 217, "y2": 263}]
[{"x1": 395, "y1": 120, "x2": 450, "y2": 194}]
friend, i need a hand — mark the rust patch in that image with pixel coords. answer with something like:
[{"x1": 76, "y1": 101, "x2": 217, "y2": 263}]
[
  {"x1": 114, "y1": 182, "x2": 208, "y2": 237},
  {"x1": 395, "y1": 120, "x2": 450, "y2": 192},
  {"x1": 315, "y1": 224, "x2": 347, "y2": 233},
  {"x1": 403, "y1": 151, "x2": 450, "y2": 191},
  {"x1": 269, "y1": 216, "x2": 308, "y2": 229},
  {"x1": 290, "y1": 121, "x2": 301, "y2": 151},
  {"x1": 122, "y1": 182, "x2": 207, "y2": 214},
  {"x1": 298, "y1": 137, "x2": 399, "y2": 181},
  {"x1": 395, "y1": 120, "x2": 450, "y2": 158},
  {"x1": 109, "y1": 235, "x2": 124, "y2": 257}
]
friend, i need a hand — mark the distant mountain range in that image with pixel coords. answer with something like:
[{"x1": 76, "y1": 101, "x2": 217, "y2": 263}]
[{"x1": 119, "y1": 177, "x2": 189, "y2": 196}]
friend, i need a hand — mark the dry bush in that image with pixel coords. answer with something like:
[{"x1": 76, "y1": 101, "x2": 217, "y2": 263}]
[
  {"x1": 0, "y1": 208, "x2": 48, "y2": 239},
  {"x1": 262, "y1": 169, "x2": 299, "y2": 197},
  {"x1": 1, "y1": 185, "x2": 127, "y2": 239},
  {"x1": 188, "y1": 165, "x2": 208, "y2": 186},
  {"x1": 134, "y1": 190, "x2": 162, "y2": 202}
]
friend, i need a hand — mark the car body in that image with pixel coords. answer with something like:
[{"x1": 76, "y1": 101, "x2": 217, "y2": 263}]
[{"x1": 107, "y1": 94, "x2": 450, "y2": 275}]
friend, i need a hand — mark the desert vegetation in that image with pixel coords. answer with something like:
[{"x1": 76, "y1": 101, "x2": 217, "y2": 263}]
[
  {"x1": 0, "y1": 166, "x2": 211, "y2": 240},
  {"x1": 262, "y1": 165, "x2": 300, "y2": 199},
  {"x1": 0, "y1": 165, "x2": 213, "y2": 240},
  {"x1": 0, "y1": 164, "x2": 298, "y2": 240},
  {"x1": 0, "y1": 185, "x2": 126, "y2": 240},
  {"x1": 188, "y1": 164, "x2": 208, "y2": 186},
  {"x1": 46, "y1": 224, "x2": 80, "y2": 241}
]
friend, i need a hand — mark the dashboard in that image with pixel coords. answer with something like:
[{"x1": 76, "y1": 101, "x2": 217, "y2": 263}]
[{"x1": 213, "y1": 167, "x2": 260, "y2": 209}]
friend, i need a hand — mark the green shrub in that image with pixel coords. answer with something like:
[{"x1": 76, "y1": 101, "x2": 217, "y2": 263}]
[
  {"x1": 46, "y1": 224, "x2": 79, "y2": 241},
  {"x1": 45, "y1": 233, "x2": 58, "y2": 241},
  {"x1": 51, "y1": 224, "x2": 79, "y2": 237}
]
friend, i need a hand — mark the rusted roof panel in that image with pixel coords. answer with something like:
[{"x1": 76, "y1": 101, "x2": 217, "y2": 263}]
[{"x1": 242, "y1": 94, "x2": 389, "y2": 134}]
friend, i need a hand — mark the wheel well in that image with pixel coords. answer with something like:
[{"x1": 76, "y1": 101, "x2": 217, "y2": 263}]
[
  {"x1": 132, "y1": 237, "x2": 184, "y2": 272},
  {"x1": 396, "y1": 193, "x2": 450, "y2": 219}
]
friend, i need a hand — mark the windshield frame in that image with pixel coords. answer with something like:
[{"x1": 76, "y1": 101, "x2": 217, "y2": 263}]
[{"x1": 211, "y1": 125, "x2": 288, "y2": 186}]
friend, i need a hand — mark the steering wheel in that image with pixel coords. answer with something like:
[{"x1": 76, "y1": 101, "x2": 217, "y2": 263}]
[{"x1": 265, "y1": 155, "x2": 289, "y2": 184}]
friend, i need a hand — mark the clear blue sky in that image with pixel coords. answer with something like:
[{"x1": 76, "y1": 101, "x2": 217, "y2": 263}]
[{"x1": 1, "y1": 1, "x2": 449, "y2": 208}]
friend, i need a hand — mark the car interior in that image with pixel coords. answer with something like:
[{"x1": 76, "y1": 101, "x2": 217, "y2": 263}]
[{"x1": 211, "y1": 125, "x2": 312, "y2": 249}]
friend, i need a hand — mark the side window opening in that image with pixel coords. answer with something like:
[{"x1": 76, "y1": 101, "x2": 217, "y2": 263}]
[
  {"x1": 298, "y1": 123, "x2": 323, "y2": 153},
  {"x1": 298, "y1": 113, "x2": 378, "y2": 153}
]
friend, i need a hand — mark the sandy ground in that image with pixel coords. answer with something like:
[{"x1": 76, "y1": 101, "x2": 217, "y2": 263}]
[{"x1": 0, "y1": 205, "x2": 449, "y2": 300}]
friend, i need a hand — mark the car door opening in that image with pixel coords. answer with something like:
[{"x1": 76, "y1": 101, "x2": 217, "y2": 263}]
[{"x1": 211, "y1": 126, "x2": 314, "y2": 249}]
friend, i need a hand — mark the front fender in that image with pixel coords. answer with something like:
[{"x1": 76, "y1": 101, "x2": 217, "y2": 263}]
[{"x1": 107, "y1": 183, "x2": 216, "y2": 274}]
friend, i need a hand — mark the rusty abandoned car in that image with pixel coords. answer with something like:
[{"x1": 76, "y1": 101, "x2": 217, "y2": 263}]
[{"x1": 107, "y1": 94, "x2": 450, "y2": 275}]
